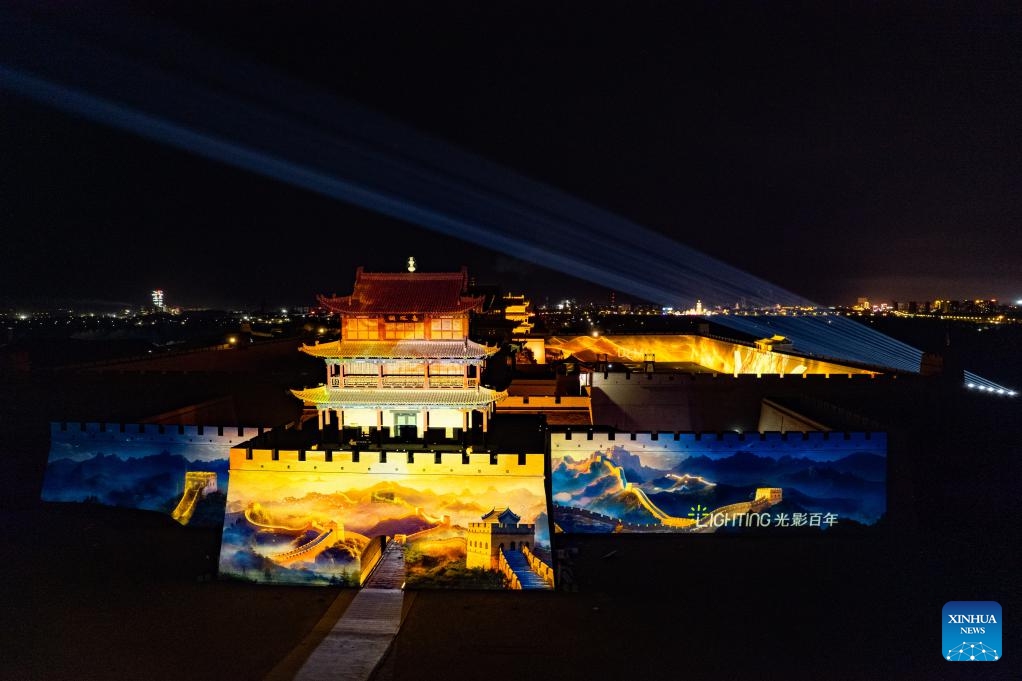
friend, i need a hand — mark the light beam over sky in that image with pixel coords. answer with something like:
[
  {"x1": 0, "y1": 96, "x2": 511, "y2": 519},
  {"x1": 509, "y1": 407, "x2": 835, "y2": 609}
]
[{"x1": 0, "y1": 8, "x2": 1013, "y2": 394}]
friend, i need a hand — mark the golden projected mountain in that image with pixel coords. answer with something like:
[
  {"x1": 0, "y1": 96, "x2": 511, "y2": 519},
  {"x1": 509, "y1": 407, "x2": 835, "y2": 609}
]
[{"x1": 226, "y1": 472, "x2": 547, "y2": 536}]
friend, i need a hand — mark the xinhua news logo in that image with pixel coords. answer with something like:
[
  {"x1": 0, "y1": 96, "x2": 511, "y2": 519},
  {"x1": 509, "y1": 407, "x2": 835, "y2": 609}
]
[{"x1": 943, "y1": 601, "x2": 1001, "y2": 662}]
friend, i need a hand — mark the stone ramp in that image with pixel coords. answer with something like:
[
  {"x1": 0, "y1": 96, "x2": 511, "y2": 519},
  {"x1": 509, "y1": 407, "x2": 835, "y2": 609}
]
[{"x1": 293, "y1": 588, "x2": 404, "y2": 681}]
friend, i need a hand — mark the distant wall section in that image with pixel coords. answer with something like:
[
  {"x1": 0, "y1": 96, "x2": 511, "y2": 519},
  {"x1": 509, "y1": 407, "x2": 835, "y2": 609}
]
[
  {"x1": 40, "y1": 422, "x2": 255, "y2": 526},
  {"x1": 550, "y1": 429, "x2": 886, "y2": 533}
]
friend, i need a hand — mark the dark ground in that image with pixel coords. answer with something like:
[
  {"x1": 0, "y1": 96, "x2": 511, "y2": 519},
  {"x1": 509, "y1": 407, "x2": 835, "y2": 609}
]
[{"x1": 2, "y1": 328, "x2": 1020, "y2": 680}]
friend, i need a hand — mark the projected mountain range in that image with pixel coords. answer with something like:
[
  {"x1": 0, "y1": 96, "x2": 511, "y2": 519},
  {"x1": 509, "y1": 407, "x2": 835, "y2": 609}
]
[
  {"x1": 41, "y1": 451, "x2": 228, "y2": 523},
  {"x1": 219, "y1": 470, "x2": 552, "y2": 589},
  {"x1": 552, "y1": 444, "x2": 885, "y2": 531}
]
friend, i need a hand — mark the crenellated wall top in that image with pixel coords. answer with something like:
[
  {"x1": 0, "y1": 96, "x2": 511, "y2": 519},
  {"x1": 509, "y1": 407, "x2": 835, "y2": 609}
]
[
  {"x1": 50, "y1": 422, "x2": 262, "y2": 446},
  {"x1": 229, "y1": 447, "x2": 546, "y2": 476},
  {"x1": 550, "y1": 428, "x2": 886, "y2": 451}
]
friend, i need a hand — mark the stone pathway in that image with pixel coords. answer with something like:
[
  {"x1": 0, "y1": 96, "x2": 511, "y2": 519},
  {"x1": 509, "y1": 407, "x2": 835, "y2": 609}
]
[{"x1": 293, "y1": 587, "x2": 404, "y2": 681}]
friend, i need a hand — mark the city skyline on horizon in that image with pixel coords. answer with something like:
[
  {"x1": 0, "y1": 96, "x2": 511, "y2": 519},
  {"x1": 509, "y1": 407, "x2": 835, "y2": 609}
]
[
  {"x1": 3, "y1": 275, "x2": 1021, "y2": 315},
  {"x1": 4, "y1": 280, "x2": 1020, "y2": 316}
]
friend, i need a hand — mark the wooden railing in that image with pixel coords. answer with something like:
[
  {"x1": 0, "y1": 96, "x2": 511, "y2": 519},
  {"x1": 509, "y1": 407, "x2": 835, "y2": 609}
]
[{"x1": 338, "y1": 375, "x2": 478, "y2": 389}]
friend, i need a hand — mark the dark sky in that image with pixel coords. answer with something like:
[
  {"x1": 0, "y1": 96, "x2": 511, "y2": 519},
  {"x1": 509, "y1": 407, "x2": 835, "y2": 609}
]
[{"x1": 2, "y1": 3, "x2": 1021, "y2": 310}]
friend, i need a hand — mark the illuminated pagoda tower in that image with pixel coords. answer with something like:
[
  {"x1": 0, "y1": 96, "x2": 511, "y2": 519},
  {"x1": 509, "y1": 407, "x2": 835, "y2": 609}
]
[
  {"x1": 292, "y1": 264, "x2": 506, "y2": 437},
  {"x1": 502, "y1": 294, "x2": 534, "y2": 334}
]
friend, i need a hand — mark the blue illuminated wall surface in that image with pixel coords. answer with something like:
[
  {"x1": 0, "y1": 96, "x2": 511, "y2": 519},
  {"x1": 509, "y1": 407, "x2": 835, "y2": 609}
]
[
  {"x1": 40, "y1": 423, "x2": 251, "y2": 526},
  {"x1": 551, "y1": 432, "x2": 886, "y2": 533}
]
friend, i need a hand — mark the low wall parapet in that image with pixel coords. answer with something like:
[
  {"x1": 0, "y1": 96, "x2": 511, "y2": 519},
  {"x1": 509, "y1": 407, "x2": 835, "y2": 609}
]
[
  {"x1": 550, "y1": 429, "x2": 886, "y2": 453},
  {"x1": 51, "y1": 421, "x2": 261, "y2": 445}
]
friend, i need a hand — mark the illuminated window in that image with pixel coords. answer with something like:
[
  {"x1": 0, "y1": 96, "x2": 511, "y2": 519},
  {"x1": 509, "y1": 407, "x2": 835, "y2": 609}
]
[
  {"x1": 430, "y1": 316, "x2": 465, "y2": 339},
  {"x1": 385, "y1": 361, "x2": 426, "y2": 376},
  {"x1": 384, "y1": 321, "x2": 425, "y2": 339},
  {"x1": 345, "y1": 361, "x2": 376, "y2": 375},
  {"x1": 428, "y1": 362, "x2": 462, "y2": 375},
  {"x1": 345, "y1": 317, "x2": 378, "y2": 340}
]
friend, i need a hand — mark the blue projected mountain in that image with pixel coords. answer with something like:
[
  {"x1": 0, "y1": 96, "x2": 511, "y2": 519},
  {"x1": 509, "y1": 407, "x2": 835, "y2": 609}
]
[
  {"x1": 553, "y1": 446, "x2": 886, "y2": 526},
  {"x1": 42, "y1": 451, "x2": 228, "y2": 513}
]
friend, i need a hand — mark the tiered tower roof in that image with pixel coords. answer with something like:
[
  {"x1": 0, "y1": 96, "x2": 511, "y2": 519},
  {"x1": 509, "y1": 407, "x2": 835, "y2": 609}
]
[{"x1": 318, "y1": 267, "x2": 484, "y2": 316}]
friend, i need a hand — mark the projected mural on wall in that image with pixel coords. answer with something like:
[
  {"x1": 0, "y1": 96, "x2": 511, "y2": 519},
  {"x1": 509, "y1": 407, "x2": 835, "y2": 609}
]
[
  {"x1": 40, "y1": 423, "x2": 252, "y2": 527},
  {"x1": 218, "y1": 449, "x2": 554, "y2": 590},
  {"x1": 545, "y1": 335, "x2": 877, "y2": 376},
  {"x1": 551, "y1": 431, "x2": 886, "y2": 533}
]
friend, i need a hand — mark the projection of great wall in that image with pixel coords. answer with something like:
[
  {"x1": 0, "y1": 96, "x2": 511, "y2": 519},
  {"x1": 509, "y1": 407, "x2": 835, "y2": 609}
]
[
  {"x1": 550, "y1": 431, "x2": 886, "y2": 533},
  {"x1": 41, "y1": 422, "x2": 886, "y2": 587},
  {"x1": 218, "y1": 447, "x2": 552, "y2": 589}
]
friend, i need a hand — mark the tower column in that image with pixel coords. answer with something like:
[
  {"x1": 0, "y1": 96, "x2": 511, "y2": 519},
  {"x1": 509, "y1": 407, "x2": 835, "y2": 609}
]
[
  {"x1": 318, "y1": 408, "x2": 324, "y2": 430},
  {"x1": 482, "y1": 408, "x2": 489, "y2": 433}
]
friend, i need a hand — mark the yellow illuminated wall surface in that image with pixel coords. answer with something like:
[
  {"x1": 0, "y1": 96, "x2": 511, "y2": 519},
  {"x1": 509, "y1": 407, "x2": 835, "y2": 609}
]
[
  {"x1": 546, "y1": 335, "x2": 877, "y2": 375},
  {"x1": 218, "y1": 464, "x2": 553, "y2": 589}
]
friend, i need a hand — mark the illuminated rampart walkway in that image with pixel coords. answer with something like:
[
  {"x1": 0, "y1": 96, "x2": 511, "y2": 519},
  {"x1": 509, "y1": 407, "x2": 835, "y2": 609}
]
[
  {"x1": 170, "y1": 472, "x2": 216, "y2": 526},
  {"x1": 500, "y1": 548, "x2": 553, "y2": 590},
  {"x1": 601, "y1": 455, "x2": 698, "y2": 528}
]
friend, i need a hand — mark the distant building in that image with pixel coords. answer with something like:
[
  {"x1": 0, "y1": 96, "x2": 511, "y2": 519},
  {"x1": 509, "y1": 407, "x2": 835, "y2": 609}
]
[
  {"x1": 503, "y1": 294, "x2": 535, "y2": 335},
  {"x1": 151, "y1": 289, "x2": 165, "y2": 311}
]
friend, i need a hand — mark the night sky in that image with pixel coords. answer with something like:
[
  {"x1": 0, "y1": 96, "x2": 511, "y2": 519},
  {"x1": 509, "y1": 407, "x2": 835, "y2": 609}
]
[{"x1": 2, "y1": 3, "x2": 1021, "y2": 310}]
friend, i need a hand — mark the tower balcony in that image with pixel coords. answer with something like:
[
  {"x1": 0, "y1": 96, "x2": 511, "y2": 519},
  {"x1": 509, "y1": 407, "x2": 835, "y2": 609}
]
[{"x1": 333, "y1": 374, "x2": 479, "y2": 389}]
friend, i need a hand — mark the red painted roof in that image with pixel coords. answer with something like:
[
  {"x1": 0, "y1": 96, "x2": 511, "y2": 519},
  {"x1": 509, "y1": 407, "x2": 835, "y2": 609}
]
[{"x1": 319, "y1": 267, "x2": 485, "y2": 315}]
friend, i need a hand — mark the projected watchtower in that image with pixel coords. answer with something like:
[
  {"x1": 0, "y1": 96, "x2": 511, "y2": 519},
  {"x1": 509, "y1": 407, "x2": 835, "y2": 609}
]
[
  {"x1": 466, "y1": 507, "x2": 535, "y2": 570},
  {"x1": 293, "y1": 266, "x2": 506, "y2": 436}
]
